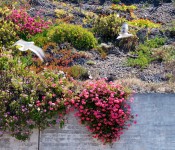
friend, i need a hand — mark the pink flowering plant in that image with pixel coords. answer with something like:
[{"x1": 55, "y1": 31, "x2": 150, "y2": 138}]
[
  {"x1": 0, "y1": 53, "x2": 73, "y2": 140},
  {"x1": 71, "y1": 79, "x2": 135, "y2": 144},
  {"x1": 7, "y1": 9, "x2": 51, "y2": 39}
]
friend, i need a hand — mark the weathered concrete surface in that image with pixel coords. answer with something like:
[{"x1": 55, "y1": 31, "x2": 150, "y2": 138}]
[
  {"x1": 40, "y1": 94, "x2": 175, "y2": 150},
  {"x1": 0, "y1": 129, "x2": 38, "y2": 150},
  {"x1": 1, "y1": 94, "x2": 175, "y2": 150}
]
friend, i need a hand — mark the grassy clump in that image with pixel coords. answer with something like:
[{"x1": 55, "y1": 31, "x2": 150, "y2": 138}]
[{"x1": 127, "y1": 37, "x2": 166, "y2": 68}]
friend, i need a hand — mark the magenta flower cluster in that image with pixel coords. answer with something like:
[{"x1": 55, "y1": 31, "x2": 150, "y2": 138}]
[
  {"x1": 71, "y1": 79, "x2": 135, "y2": 144},
  {"x1": 8, "y1": 9, "x2": 51, "y2": 36}
]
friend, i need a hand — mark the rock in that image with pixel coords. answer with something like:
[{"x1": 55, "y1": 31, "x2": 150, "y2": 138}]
[
  {"x1": 136, "y1": 28, "x2": 148, "y2": 43},
  {"x1": 157, "y1": 87, "x2": 166, "y2": 93},
  {"x1": 139, "y1": 72, "x2": 166, "y2": 83},
  {"x1": 106, "y1": 73, "x2": 116, "y2": 82},
  {"x1": 149, "y1": 28, "x2": 164, "y2": 39},
  {"x1": 134, "y1": 3, "x2": 175, "y2": 24},
  {"x1": 99, "y1": 43, "x2": 113, "y2": 50}
]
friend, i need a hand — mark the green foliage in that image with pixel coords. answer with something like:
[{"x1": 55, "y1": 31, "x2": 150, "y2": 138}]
[
  {"x1": 0, "y1": 0, "x2": 28, "y2": 8},
  {"x1": 30, "y1": 30, "x2": 49, "y2": 47},
  {"x1": 0, "y1": 51, "x2": 73, "y2": 141},
  {"x1": 0, "y1": 20, "x2": 17, "y2": 47},
  {"x1": 0, "y1": 6, "x2": 11, "y2": 17},
  {"x1": 111, "y1": 4, "x2": 137, "y2": 11},
  {"x1": 0, "y1": 7, "x2": 17, "y2": 47},
  {"x1": 144, "y1": 37, "x2": 165, "y2": 48},
  {"x1": 127, "y1": 50, "x2": 151, "y2": 68},
  {"x1": 96, "y1": 46, "x2": 108, "y2": 59},
  {"x1": 47, "y1": 23, "x2": 97, "y2": 50},
  {"x1": 169, "y1": 21, "x2": 175, "y2": 37},
  {"x1": 86, "y1": 60, "x2": 96, "y2": 65},
  {"x1": 93, "y1": 14, "x2": 126, "y2": 41},
  {"x1": 112, "y1": 0, "x2": 121, "y2": 4},
  {"x1": 128, "y1": 19, "x2": 161, "y2": 28},
  {"x1": 127, "y1": 37, "x2": 166, "y2": 68},
  {"x1": 119, "y1": 36, "x2": 138, "y2": 52},
  {"x1": 68, "y1": 65, "x2": 88, "y2": 79},
  {"x1": 152, "y1": 45, "x2": 175, "y2": 62},
  {"x1": 55, "y1": 9, "x2": 68, "y2": 19}
]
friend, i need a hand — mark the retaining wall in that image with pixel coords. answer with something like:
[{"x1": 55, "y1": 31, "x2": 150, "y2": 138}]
[{"x1": 1, "y1": 94, "x2": 175, "y2": 150}]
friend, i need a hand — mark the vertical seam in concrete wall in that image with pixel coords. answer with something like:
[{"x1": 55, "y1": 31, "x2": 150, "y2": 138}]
[{"x1": 38, "y1": 129, "x2": 40, "y2": 150}]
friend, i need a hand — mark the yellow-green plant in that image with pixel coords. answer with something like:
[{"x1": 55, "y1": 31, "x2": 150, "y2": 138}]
[
  {"x1": 0, "y1": 6, "x2": 11, "y2": 17},
  {"x1": 0, "y1": 19, "x2": 18, "y2": 47},
  {"x1": 55, "y1": 9, "x2": 68, "y2": 19},
  {"x1": 93, "y1": 14, "x2": 126, "y2": 41},
  {"x1": 0, "y1": 7, "x2": 18, "y2": 47},
  {"x1": 0, "y1": 0, "x2": 28, "y2": 8},
  {"x1": 67, "y1": 65, "x2": 88, "y2": 80},
  {"x1": 47, "y1": 23, "x2": 97, "y2": 50},
  {"x1": 30, "y1": 30, "x2": 49, "y2": 47},
  {"x1": 111, "y1": 4, "x2": 137, "y2": 11},
  {"x1": 128, "y1": 19, "x2": 161, "y2": 28}
]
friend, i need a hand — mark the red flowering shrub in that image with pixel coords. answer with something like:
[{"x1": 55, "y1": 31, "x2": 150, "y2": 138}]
[
  {"x1": 71, "y1": 79, "x2": 135, "y2": 144},
  {"x1": 45, "y1": 49, "x2": 88, "y2": 67},
  {"x1": 8, "y1": 9, "x2": 51, "y2": 38}
]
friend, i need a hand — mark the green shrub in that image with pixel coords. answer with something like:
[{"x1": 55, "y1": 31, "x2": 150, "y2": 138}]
[
  {"x1": 119, "y1": 36, "x2": 138, "y2": 52},
  {"x1": 127, "y1": 50, "x2": 151, "y2": 68},
  {"x1": 30, "y1": 30, "x2": 49, "y2": 47},
  {"x1": 152, "y1": 45, "x2": 175, "y2": 62},
  {"x1": 144, "y1": 37, "x2": 165, "y2": 48},
  {"x1": 0, "y1": 20, "x2": 17, "y2": 47},
  {"x1": 47, "y1": 23, "x2": 97, "y2": 50},
  {"x1": 55, "y1": 9, "x2": 68, "y2": 19},
  {"x1": 93, "y1": 14, "x2": 126, "y2": 41},
  {"x1": 168, "y1": 22, "x2": 175, "y2": 37},
  {"x1": 127, "y1": 37, "x2": 166, "y2": 68},
  {"x1": 0, "y1": 7, "x2": 17, "y2": 47},
  {"x1": 68, "y1": 65, "x2": 88, "y2": 79}
]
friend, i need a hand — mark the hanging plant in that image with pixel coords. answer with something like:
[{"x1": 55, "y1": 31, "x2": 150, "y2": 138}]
[{"x1": 69, "y1": 79, "x2": 136, "y2": 144}]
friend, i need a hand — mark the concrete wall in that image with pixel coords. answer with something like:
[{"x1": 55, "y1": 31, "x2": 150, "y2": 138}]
[
  {"x1": 0, "y1": 129, "x2": 38, "y2": 150},
  {"x1": 1, "y1": 94, "x2": 175, "y2": 150}
]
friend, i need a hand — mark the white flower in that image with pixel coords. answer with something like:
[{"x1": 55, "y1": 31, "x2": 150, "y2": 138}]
[
  {"x1": 52, "y1": 103, "x2": 55, "y2": 106},
  {"x1": 28, "y1": 104, "x2": 33, "y2": 107}
]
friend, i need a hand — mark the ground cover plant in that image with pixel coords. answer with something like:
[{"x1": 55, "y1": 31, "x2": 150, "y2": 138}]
[
  {"x1": 111, "y1": 3, "x2": 137, "y2": 11},
  {"x1": 128, "y1": 19, "x2": 161, "y2": 28},
  {"x1": 127, "y1": 37, "x2": 166, "y2": 68}
]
